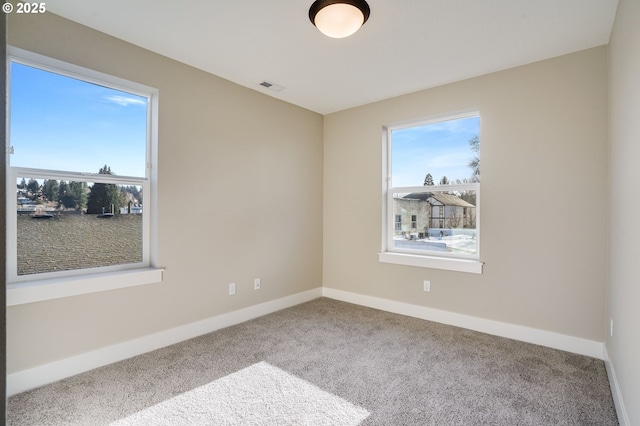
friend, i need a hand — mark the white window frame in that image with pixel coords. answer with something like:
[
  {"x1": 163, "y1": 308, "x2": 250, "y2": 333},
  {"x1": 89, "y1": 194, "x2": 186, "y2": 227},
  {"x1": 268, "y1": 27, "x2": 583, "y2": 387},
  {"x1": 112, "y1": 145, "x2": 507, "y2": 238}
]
[
  {"x1": 379, "y1": 111, "x2": 483, "y2": 274},
  {"x1": 6, "y1": 47, "x2": 163, "y2": 305}
]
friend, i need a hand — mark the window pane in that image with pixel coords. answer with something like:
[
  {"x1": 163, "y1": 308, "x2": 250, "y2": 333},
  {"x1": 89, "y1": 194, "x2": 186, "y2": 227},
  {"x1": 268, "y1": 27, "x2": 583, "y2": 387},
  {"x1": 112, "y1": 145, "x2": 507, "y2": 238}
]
[
  {"x1": 392, "y1": 190, "x2": 477, "y2": 255},
  {"x1": 391, "y1": 116, "x2": 480, "y2": 187},
  {"x1": 9, "y1": 62, "x2": 148, "y2": 177},
  {"x1": 16, "y1": 178, "x2": 143, "y2": 276}
]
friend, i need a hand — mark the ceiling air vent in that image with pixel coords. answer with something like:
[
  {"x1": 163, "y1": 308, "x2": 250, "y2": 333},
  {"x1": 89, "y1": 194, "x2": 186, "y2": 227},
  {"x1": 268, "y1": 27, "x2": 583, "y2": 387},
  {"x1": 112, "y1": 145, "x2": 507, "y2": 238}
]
[{"x1": 259, "y1": 81, "x2": 285, "y2": 92}]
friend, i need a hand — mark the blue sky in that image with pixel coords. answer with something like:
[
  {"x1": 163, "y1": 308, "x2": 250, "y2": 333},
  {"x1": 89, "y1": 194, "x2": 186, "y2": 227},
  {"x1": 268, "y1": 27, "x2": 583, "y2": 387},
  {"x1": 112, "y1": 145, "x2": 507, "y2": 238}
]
[
  {"x1": 391, "y1": 116, "x2": 480, "y2": 187},
  {"x1": 9, "y1": 62, "x2": 148, "y2": 178}
]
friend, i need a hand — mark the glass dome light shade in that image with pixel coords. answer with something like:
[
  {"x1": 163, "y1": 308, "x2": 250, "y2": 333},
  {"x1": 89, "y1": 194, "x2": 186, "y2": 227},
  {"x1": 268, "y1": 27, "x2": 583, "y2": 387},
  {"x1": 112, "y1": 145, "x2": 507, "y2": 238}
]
[{"x1": 309, "y1": 0, "x2": 370, "y2": 38}]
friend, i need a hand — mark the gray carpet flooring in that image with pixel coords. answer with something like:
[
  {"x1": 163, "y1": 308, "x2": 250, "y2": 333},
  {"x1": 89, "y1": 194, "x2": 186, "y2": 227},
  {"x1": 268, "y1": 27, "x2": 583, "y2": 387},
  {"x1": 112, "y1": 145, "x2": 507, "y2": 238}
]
[{"x1": 8, "y1": 298, "x2": 618, "y2": 425}]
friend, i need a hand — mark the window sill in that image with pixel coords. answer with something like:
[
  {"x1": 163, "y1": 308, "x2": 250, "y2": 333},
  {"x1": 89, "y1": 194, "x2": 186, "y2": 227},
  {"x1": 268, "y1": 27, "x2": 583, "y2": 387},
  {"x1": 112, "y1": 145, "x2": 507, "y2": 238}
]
[
  {"x1": 7, "y1": 268, "x2": 164, "y2": 306},
  {"x1": 378, "y1": 252, "x2": 483, "y2": 274}
]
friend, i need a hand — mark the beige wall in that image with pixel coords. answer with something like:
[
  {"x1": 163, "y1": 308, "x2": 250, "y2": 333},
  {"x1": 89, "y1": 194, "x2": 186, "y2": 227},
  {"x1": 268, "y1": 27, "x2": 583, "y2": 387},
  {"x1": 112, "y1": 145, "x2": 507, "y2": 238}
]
[
  {"x1": 324, "y1": 47, "x2": 608, "y2": 341},
  {"x1": 7, "y1": 12, "x2": 324, "y2": 373},
  {"x1": 608, "y1": 0, "x2": 640, "y2": 423}
]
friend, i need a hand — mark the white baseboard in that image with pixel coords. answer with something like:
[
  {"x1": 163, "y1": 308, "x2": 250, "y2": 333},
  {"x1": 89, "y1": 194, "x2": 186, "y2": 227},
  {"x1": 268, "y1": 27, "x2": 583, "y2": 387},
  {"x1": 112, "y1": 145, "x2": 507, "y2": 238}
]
[
  {"x1": 604, "y1": 346, "x2": 630, "y2": 426},
  {"x1": 8, "y1": 287, "x2": 607, "y2": 397},
  {"x1": 322, "y1": 288, "x2": 604, "y2": 360},
  {"x1": 7, "y1": 287, "x2": 323, "y2": 397}
]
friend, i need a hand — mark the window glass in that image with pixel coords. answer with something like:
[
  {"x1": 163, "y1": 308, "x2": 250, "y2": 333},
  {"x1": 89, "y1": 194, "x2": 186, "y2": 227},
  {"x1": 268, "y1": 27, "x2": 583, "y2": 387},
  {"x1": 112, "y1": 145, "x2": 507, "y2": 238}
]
[
  {"x1": 16, "y1": 177, "x2": 144, "y2": 276},
  {"x1": 391, "y1": 115, "x2": 479, "y2": 187},
  {"x1": 384, "y1": 114, "x2": 480, "y2": 261},
  {"x1": 392, "y1": 189, "x2": 478, "y2": 255},
  {"x1": 8, "y1": 52, "x2": 154, "y2": 283},
  {"x1": 10, "y1": 62, "x2": 147, "y2": 177}
]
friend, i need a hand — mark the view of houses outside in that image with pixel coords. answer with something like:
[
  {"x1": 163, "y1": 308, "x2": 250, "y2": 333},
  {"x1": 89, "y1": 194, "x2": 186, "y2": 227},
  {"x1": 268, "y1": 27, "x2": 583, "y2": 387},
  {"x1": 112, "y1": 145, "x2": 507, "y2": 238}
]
[
  {"x1": 391, "y1": 116, "x2": 480, "y2": 255},
  {"x1": 393, "y1": 190, "x2": 478, "y2": 255},
  {"x1": 16, "y1": 178, "x2": 143, "y2": 276}
]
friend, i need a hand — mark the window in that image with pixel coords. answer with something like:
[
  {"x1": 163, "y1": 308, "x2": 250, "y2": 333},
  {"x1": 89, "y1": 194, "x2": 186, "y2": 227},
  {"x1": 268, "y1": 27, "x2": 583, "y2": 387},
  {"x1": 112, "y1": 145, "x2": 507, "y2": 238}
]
[
  {"x1": 380, "y1": 112, "x2": 482, "y2": 274},
  {"x1": 6, "y1": 47, "x2": 161, "y2": 304},
  {"x1": 394, "y1": 214, "x2": 402, "y2": 231}
]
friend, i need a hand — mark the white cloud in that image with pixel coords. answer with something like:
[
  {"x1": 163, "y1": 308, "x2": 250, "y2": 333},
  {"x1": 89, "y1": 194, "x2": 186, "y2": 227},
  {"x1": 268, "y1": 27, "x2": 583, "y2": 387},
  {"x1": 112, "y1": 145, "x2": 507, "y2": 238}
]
[
  {"x1": 104, "y1": 95, "x2": 146, "y2": 107},
  {"x1": 426, "y1": 151, "x2": 471, "y2": 169}
]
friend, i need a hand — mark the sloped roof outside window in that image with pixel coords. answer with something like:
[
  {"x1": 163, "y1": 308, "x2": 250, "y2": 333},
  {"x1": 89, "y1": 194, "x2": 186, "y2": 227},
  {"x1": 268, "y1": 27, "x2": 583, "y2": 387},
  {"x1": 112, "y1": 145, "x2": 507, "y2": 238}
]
[{"x1": 403, "y1": 193, "x2": 475, "y2": 207}]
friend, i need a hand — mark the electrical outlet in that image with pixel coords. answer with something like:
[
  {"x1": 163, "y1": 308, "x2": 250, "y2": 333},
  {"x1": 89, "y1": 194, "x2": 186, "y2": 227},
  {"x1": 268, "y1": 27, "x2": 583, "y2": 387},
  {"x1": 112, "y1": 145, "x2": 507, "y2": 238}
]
[
  {"x1": 423, "y1": 280, "x2": 431, "y2": 292},
  {"x1": 254, "y1": 278, "x2": 261, "y2": 290},
  {"x1": 229, "y1": 282, "x2": 236, "y2": 295}
]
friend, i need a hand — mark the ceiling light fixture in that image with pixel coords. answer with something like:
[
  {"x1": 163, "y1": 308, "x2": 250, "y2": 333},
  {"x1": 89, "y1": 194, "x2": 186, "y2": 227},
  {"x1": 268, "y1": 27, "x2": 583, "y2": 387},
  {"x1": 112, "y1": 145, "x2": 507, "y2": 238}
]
[{"x1": 309, "y1": 0, "x2": 370, "y2": 39}]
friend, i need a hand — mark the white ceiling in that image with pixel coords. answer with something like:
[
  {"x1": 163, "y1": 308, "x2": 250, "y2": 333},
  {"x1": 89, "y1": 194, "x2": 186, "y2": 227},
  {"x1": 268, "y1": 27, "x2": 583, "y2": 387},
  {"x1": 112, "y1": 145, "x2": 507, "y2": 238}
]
[{"x1": 44, "y1": 0, "x2": 619, "y2": 115}]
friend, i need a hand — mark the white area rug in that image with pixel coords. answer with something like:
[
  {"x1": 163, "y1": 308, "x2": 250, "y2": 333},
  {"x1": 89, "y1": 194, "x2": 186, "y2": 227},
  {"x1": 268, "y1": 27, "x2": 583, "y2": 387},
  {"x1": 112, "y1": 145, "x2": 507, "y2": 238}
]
[{"x1": 110, "y1": 361, "x2": 369, "y2": 425}]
